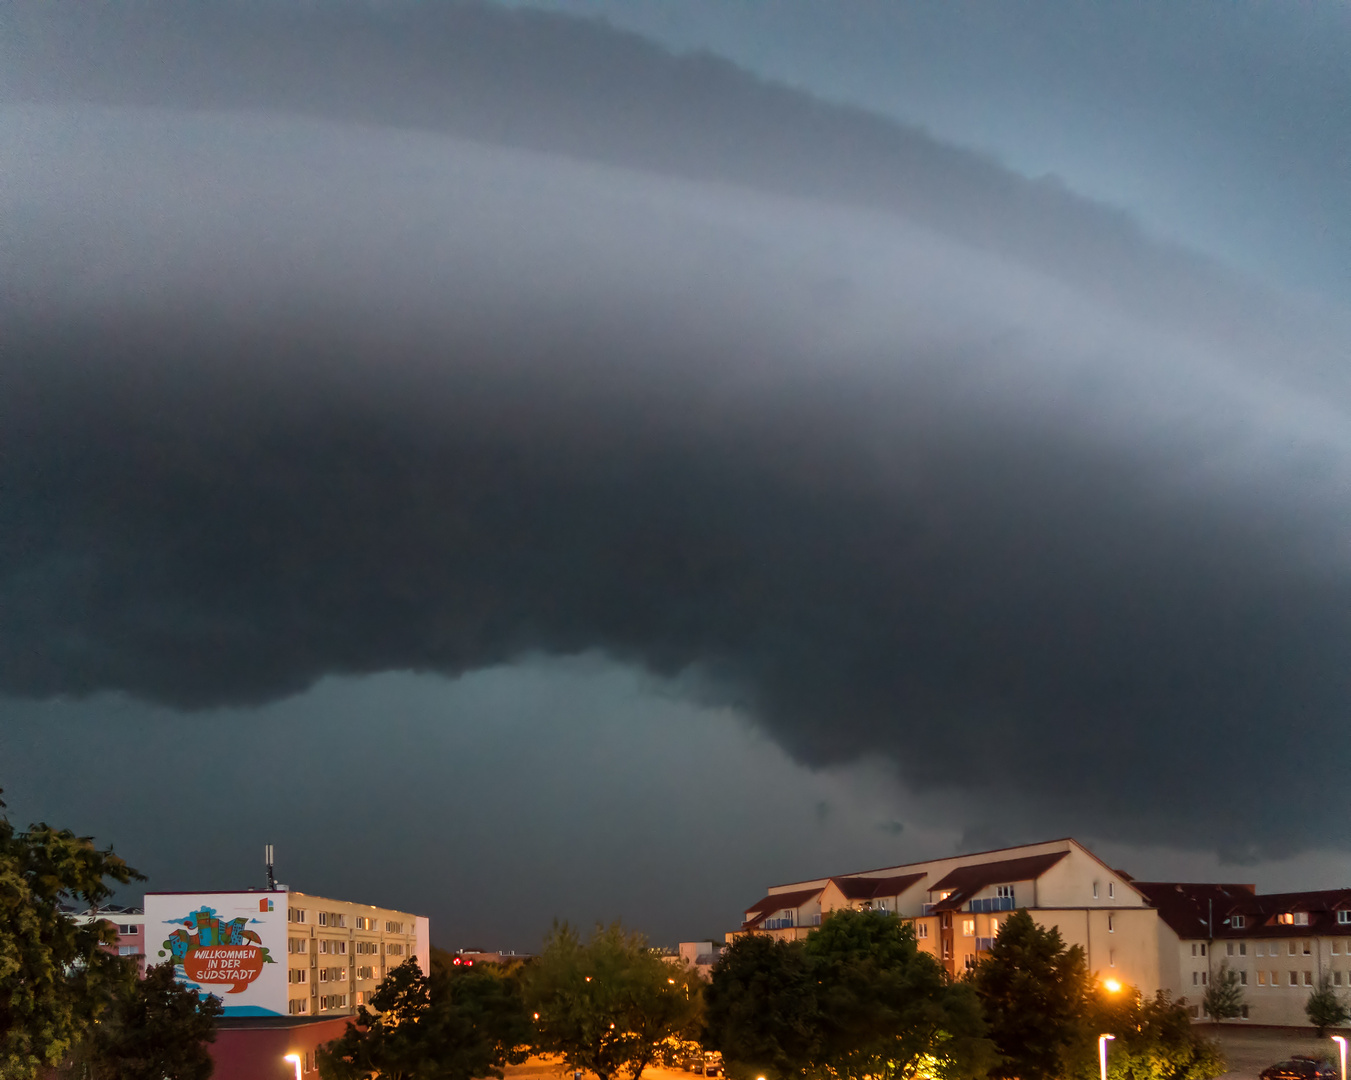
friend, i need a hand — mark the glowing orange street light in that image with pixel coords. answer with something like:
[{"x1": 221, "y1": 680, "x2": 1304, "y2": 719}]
[
  {"x1": 284, "y1": 1053, "x2": 302, "y2": 1080},
  {"x1": 1332, "y1": 1035, "x2": 1346, "y2": 1080},
  {"x1": 1103, "y1": 978, "x2": 1123, "y2": 994}
]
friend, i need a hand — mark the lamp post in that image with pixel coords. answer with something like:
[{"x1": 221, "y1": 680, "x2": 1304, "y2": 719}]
[
  {"x1": 1332, "y1": 1034, "x2": 1346, "y2": 1080},
  {"x1": 1098, "y1": 1034, "x2": 1115, "y2": 1080},
  {"x1": 284, "y1": 1053, "x2": 302, "y2": 1080}
]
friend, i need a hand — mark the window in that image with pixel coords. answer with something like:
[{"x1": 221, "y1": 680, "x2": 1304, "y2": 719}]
[
  {"x1": 319, "y1": 969, "x2": 329, "y2": 983},
  {"x1": 1188, "y1": 1005, "x2": 1199, "y2": 1018},
  {"x1": 1241, "y1": 1005, "x2": 1250, "y2": 1019},
  {"x1": 336, "y1": 915, "x2": 347, "y2": 928},
  {"x1": 1094, "y1": 882, "x2": 1100, "y2": 900},
  {"x1": 939, "y1": 913, "x2": 952, "y2": 930},
  {"x1": 1191, "y1": 944, "x2": 1198, "y2": 957},
  {"x1": 1201, "y1": 971, "x2": 1208, "y2": 986},
  {"x1": 289, "y1": 908, "x2": 307, "y2": 924},
  {"x1": 1334, "y1": 942, "x2": 1342, "y2": 955},
  {"x1": 1240, "y1": 943, "x2": 1247, "y2": 956},
  {"x1": 288, "y1": 938, "x2": 308, "y2": 954},
  {"x1": 937, "y1": 892, "x2": 952, "y2": 902},
  {"x1": 356, "y1": 917, "x2": 369, "y2": 930},
  {"x1": 941, "y1": 942, "x2": 951, "y2": 960},
  {"x1": 318, "y1": 912, "x2": 328, "y2": 927},
  {"x1": 1295, "y1": 912, "x2": 1309, "y2": 926},
  {"x1": 1336, "y1": 973, "x2": 1344, "y2": 986},
  {"x1": 1289, "y1": 942, "x2": 1298, "y2": 955},
  {"x1": 964, "y1": 954, "x2": 977, "y2": 972},
  {"x1": 1256, "y1": 944, "x2": 1264, "y2": 956},
  {"x1": 1227, "y1": 943, "x2": 1234, "y2": 956},
  {"x1": 1109, "y1": 949, "x2": 1116, "y2": 968},
  {"x1": 386, "y1": 921, "x2": 403, "y2": 934},
  {"x1": 1108, "y1": 916, "x2": 1115, "y2": 934},
  {"x1": 117, "y1": 924, "x2": 137, "y2": 935},
  {"x1": 1108, "y1": 883, "x2": 1115, "y2": 899},
  {"x1": 1240, "y1": 971, "x2": 1248, "y2": 985},
  {"x1": 1200, "y1": 944, "x2": 1207, "y2": 956},
  {"x1": 1258, "y1": 971, "x2": 1267, "y2": 986},
  {"x1": 1271, "y1": 971, "x2": 1279, "y2": 986},
  {"x1": 1303, "y1": 941, "x2": 1312, "y2": 956},
  {"x1": 358, "y1": 966, "x2": 375, "y2": 980},
  {"x1": 1233, "y1": 915, "x2": 1246, "y2": 929},
  {"x1": 118, "y1": 945, "x2": 139, "y2": 956},
  {"x1": 355, "y1": 992, "x2": 366, "y2": 1006},
  {"x1": 1290, "y1": 971, "x2": 1299, "y2": 986},
  {"x1": 289, "y1": 969, "x2": 308, "y2": 984},
  {"x1": 916, "y1": 923, "x2": 929, "y2": 939},
  {"x1": 1339, "y1": 911, "x2": 1351, "y2": 926},
  {"x1": 387, "y1": 944, "x2": 404, "y2": 957},
  {"x1": 996, "y1": 885, "x2": 1014, "y2": 899},
  {"x1": 962, "y1": 919, "x2": 975, "y2": 937},
  {"x1": 289, "y1": 998, "x2": 309, "y2": 1015},
  {"x1": 1305, "y1": 971, "x2": 1314, "y2": 986}
]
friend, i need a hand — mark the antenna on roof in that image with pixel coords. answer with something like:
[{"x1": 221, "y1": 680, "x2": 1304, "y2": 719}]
[{"x1": 265, "y1": 844, "x2": 276, "y2": 891}]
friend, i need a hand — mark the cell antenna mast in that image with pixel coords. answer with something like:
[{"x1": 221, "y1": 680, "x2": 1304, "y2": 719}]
[{"x1": 265, "y1": 844, "x2": 276, "y2": 891}]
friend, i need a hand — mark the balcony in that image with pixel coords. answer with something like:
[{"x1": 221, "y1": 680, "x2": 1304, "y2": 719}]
[
  {"x1": 762, "y1": 917, "x2": 796, "y2": 930},
  {"x1": 968, "y1": 897, "x2": 1016, "y2": 913}
]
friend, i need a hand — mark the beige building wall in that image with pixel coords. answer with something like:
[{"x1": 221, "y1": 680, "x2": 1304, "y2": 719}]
[{"x1": 285, "y1": 891, "x2": 422, "y2": 1020}]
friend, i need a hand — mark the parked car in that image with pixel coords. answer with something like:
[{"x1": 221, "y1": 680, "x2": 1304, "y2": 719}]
[{"x1": 1260, "y1": 1059, "x2": 1338, "y2": 1080}]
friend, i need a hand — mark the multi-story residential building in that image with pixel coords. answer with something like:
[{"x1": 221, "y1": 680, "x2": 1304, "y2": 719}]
[
  {"x1": 1136, "y1": 881, "x2": 1351, "y2": 1026},
  {"x1": 67, "y1": 904, "x2": 147, "y2": 975},
  {"x1": 736, "y1": 838, "x2": 1156, "y2": 990},
  {"x1": 735, "y1": 839, "x2": 1351, "y2": 1030}
]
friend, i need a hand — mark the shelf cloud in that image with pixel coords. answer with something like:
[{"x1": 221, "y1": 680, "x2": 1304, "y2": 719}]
[{"x1": 2, "y1": 2, "x2": 1350, "y2": 860}]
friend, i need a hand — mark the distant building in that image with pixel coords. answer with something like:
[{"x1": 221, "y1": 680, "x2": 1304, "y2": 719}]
[
  {"x1": 67, "y1": 904, "x2": 147, "y2": 975},
  {"x1": 734, "y1": 837, "x2": 1351, "y2": 1030},
  {"x1": 142, "y1": 888, "x2": 428, "y2": 1080},
  {"x1": 734, "y1": 838, "x2": 1154, "y2": 990},
  {"x1": 676, "y1": 940, "x2": 725, "y2": 980},
  {"x1": 448, "y1": 949, "x2": 531, "y2": 966},
  {"x1": 1136, "y1": 881, "x2": 1351, "y2": 1025}
]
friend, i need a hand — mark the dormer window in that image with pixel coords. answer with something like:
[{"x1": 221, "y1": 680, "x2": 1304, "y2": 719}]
[
  {"x1": 1295, "y1": 912, "x2": 1309, "y2": 926},
  {"x1": 995, "y1": 885, "x2": 1014, "y2": 899},
  {"x1": 1278, "y1": 913, "x2": 1295, "y2": 925},
  {"x1": 1232, "y1": 915, "x2": 1246, "y2": 929},
  {"x1": 938, "y1": 891, "x2": 952, "y2": 901},
  {"x1": 1338, "y1": 911, "x2": 1351, "y2": 926}
]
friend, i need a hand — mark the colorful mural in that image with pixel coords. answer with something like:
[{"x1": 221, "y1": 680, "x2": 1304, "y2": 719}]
[{"x1": 157, "y1": 905, "x2": 277, "y2": 993}]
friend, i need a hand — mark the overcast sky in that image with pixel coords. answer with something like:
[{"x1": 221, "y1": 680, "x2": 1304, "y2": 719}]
[{"x1": 1, "y1": 1, "x2": 1349, "y2": 952}]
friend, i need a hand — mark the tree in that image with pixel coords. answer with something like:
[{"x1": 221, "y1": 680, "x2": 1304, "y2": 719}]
[
  {"x1": 972, "y1": 909, "x2": 1093, "y2": 1080},
  {"x1": 318, "y1": 957, "x2": 531, "y2": 1080},
  {"x1": 704, "y1": 933, "x2": 821, "y2": 1080},
  {"x1": 0, "y1": 789, "x2": 143, "y2": 1079},
  {"x1": 1306, "y1": 974, "x2": 1350, "y2": 1037},
  {"x1": 75, "y1": 960, "x2": 223, "y2": 1080},
  {"x1": 803, "y1": 910, "x2": 995, "y2": 1080},
  {"x1": 1081, "y1": 984, "x2": 1224, "y2": 1080},
  {"x1": 1201, "y1": 964, "x2": 1244, "y2": 1023},
  {"x1": 521, "y1": 922, "x2": 702, "y2": 1080}
]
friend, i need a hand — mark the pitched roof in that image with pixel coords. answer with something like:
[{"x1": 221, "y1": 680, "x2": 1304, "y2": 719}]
[
  {"x1": 928, "y1": 851, "x2": 1069, "y2": 911},
  {"x1": 829, "y1": 872, "x2": 926, "y2": 901},
  {"x1": 1134, "y1": 883, "x2": 1351, "y2": 939},
  {"x1": 742, "y1": 887, "x2": 824, "y2": 927}
]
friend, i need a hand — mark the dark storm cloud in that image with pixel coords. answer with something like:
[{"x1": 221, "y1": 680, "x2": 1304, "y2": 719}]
[{"x1": 2, "y1": 3, "x2": 1350, "y2": 859}]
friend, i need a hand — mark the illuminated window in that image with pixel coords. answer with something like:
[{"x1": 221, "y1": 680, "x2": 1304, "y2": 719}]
[
  {"x1": 962, "y1": 919, "x2": 975, "y2": 937},
  {"x1": 1258, "y1": 971, "x2": 1267, "y2": 986},
  {"x1": 915, "y1": 923, "x2": 928, "y2": 939}
]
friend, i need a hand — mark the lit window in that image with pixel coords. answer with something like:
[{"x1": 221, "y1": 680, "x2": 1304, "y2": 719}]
[
  {"x1": 962, "y1": 919, "x2": 975, "y2": 937},
  {"x1": 916, "y1": 923, "x2": 928, "y2": 939},
  {"x1": 1258, "y1": 971, "x2": 1267, "y2": 986}
]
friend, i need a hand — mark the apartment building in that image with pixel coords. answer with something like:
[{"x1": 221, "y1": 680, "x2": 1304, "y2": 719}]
[
  {"x1": 1137, "y1": 881, "x2": 1351, "y2": 1026},
  {"x1": 67, "y1": 903, "x2": 148, "y2": 975},
  {"x1": 736, "y1": 838, "x2": 1157, "y2": 991},
  {"x1": 144, "y1": 889, "x2": 428, "y2": 1022}
]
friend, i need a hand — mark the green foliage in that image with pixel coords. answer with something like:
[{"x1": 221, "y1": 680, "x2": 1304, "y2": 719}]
[
  {"x1": 1305, "y1": 973, "x2": 1350, "y2": 1037},
  {"x1": 706, "y1": 911, "x2": 994, "y2": 1080},
  {"x1": 1201, "y1": 964, "x2": 1244, "y2": 1023},
  {"x1": 704, "y1": 932, "x2": 821, "y2": 1080},
  {"x1": 1081, "y1": 985, "x2": 1224, "y2": 1080},
  {"x1": 0, "y1": 789, "x2": 143, "y2": 1080},
  {"x1": 70, "y1": 960, "x2": 223, "y2": 1080},
  {"x1": 318, "y1": 957, "x2": 531, "y2": 1080},
  {"x1": 971, "y1": 909, "x2": 1092, "y2": 1080},
  {"x1": 521, "y1": 921, "x2": 702, "y2": 1080}
]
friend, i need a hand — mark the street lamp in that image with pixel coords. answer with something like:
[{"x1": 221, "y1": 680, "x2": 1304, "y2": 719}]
[
  {"x1": 1103, "y1": 978, "x2": 1123, "y2": 994},
  {"x1": 1332, "y1": 1034, "x2": 1346, "y2": 1080},
  {"x1": 1098, "y1": 1034, "x2": 1115, "y2": 1080},
  {"x1": 283, "y1": 1053, "x2": 302, "y2": 1080}
]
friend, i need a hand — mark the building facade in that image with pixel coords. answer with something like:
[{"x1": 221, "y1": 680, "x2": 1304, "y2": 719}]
[
  {"x1": 144, "y1": 889, "x2": 428, "y2": 1021},
  {"x1": 735, "y1": 838, "x2": 1158, "y2": 992},
  {"x1": 1137, "y1": 882, "x2": 1351, "y2": 1026},
  {"x1": 68, "y1": 904, "x2": 148, "y2": 976}
]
